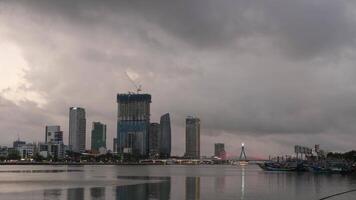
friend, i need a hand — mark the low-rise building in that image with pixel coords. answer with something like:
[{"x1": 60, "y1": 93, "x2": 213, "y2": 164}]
[
  {"x1": 38, "y1": 142, "x2": 65, "y2": 159},
  {"x1": 17, "y1": 143, "x2": 36, "y2": 159},
  {"x1": 0, "y1": 146, "x2": 8, "y2": 157}
]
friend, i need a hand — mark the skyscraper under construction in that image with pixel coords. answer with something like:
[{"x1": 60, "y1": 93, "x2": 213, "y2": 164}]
[{"x1": 117, "y1": 93, "x2": 151, "y2": 157}]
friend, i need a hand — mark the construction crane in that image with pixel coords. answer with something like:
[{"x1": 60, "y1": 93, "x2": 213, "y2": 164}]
[{"x1": 125, "y1": 71, "x2": 142, "y2": 94}]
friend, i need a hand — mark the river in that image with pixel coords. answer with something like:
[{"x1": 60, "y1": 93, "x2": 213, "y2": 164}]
[{"x1": 0, "y1": 165, "x2": 355, "y2": 200}]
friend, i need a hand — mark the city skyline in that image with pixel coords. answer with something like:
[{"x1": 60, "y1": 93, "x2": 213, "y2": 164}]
[{"x1": 2, "y1": 1, "x2": 356, "y2": 158}]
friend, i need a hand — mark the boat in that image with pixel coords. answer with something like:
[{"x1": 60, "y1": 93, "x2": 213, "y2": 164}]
[
  {"x1": 239, "y1": 161, "x2": 249, "y2": 166},
  {"x1": 308, "y1": 165, "x2": 329, "y2": 173},
  {"x1": 308, "y1": 162, "x2": 353, "y2": 174},
  {"x1": 258, "y1": 162, "x2": 297, "y2": 172}
]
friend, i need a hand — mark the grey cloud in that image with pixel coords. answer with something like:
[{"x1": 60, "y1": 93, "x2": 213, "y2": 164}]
[
  {"x1": 7, "y1": 0, "x2": 356, "y2": 57},
  {"x1": 1, "y1": 0, "x2": 356, "y2": 156}
]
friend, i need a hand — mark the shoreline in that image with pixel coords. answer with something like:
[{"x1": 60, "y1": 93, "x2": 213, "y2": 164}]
[{"x1": 0, "y1": 162, "x2": 235, "y2": 166}]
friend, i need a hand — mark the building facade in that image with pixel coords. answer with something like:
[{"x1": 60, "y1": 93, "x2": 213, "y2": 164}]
[
  {"x1": 149, "y1": 123, "x2": 161, "y2": 158},
  {"x1": 185, "y1": 117, "x2": 200, "y2": 159},
  {"x1": 91, "y1": 122, "x2": 107, "y2": 152},
  {"x1": 113, "y1": 138, "x2": 118, "y2": 153},
  {"x1": 17, "y1": 143, "x2": 36, "y2": 159},
  {"x1": 0, "y1": 146, "x2": 8, "y2": 157},
  {"x1": 45, "y1": 125, "x2": 63, "y2": 143},
  {"x1": 69, "y1": 107, "x2": 86, "y2": 153},
  {"x1": 159, "y1": 113, "x2": 171, "y2": 158},
  {"x1": 13, "y1": 140, "x2": 26, "y2": 148},
  {"x1": 117, "y1": 94, "x2": 151, "y2": 157},
  {"x1": 214, "y1": 143, "x2": 226, "y2": 159},
  {"x1": 38, "y1": 142, "x2": 65, "y2": 159}
]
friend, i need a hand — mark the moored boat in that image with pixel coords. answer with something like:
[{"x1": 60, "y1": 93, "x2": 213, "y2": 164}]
[{"x1": 258, "y1": 162, "x2": 298, "y2": 171}]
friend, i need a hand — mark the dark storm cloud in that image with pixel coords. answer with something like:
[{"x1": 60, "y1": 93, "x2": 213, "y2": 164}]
[
  {"x1": 9, "y1": 0, "x2": 356, "y2": 56},
  {"x1": 1, "y1": 0, "x2": 356, "y2": 155}
]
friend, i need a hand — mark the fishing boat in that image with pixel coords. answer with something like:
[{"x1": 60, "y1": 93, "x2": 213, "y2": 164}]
[
  {"x1": 258, "y1": 162, "x2": 297, "y2": 171},
  {"x1": 308, "y1": 165, "x2": 329, "y2": 173},
  {"x1": 308, "y1": 162, "x2": 353, "y2": 174}
]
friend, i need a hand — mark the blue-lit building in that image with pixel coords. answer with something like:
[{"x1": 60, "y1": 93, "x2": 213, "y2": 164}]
[{"x1": 117, "y1": 94, "x2": 151, "y2": 157}]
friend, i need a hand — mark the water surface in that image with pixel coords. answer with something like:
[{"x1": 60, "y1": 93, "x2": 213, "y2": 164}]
[{"x1": 0, "y1": 165, "x2": 355, "y2": 200}]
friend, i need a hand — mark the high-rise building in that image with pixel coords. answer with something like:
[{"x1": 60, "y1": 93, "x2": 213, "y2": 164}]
[
  {"x1": 113, "y1": 138, "x2": 118, "y2": 153},
  {"x1": 91, "y1": 122, "x2": 107, "y2": 152},
  {"x1": 149, "y1": 123, "x2": 161, "y2": 158},
  {"x1": 159, "y1": 113, "x2": 171, "y2": 158},
  {"x1": 185, "y1": 117, "x2": 200, "y2": 159},
  {"x1": 69, "y1": 107, "x2": 86, "y2": 153},
  {"x1": 45, "y1": 125, "x2": 63, "y2": 143},
  {"x1": 214, "y1": 143, "x2": 226, "y2": 159},
  {"x1": 117, "y1": 94, "x2": 151, "y2": 157},
  {"x1": 41, "y1": 125, "x2": 65, "y2": 159}
]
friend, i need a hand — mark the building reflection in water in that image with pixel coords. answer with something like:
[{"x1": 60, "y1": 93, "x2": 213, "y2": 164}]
[
  {"x1": 67, "y1": 188, "x2": 84, "y2": 200},
  {"x1": 241, "y1": 167, "x2": 245, "y2": 200},
  {"x1": 90, "y1": 187, "x2": 106, "y2": 200},
  {"x1": 214, "y1": 176, "x2": 226, "y2": 193},
  {"x1": 43, "y1": 189, "x2": 62, "y2": 200},
  {"x1": 186, "y1": 177, "x2": 200, "y2": 200},
  {"x1": 116, "y1": 177, "x2": 171, "y2": 200}
]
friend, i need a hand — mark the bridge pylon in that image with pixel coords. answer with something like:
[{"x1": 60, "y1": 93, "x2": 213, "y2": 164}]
[{"x1": 239, "y1": 143, "x2": 248, "y2": 166}]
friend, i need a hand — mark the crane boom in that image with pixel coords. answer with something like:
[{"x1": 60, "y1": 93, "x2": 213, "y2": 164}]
[{"x1": 125, "y1": 71, "x2": 142, "y2": 94}]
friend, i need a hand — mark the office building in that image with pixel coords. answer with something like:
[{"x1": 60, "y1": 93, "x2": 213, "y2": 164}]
[
  {"x1": 214, "y1": 143, "x2": 226, "y2": 159},
  {"x1": 38, "y1": 142, "x2": 65, "y2": 159},
  {"x1": 42, "y1": 125, "x2": 65, "y2": 158},
  {"x1": 185, "y1": 117, "x2": 200, "y2": 159},
  {"x1": 91, "y1": 122, "x2": 107, "y2": 152},
  {"x1": 69, "y1": 107, "x2": 86, "y2": 153},
  {"x1": 0, "y1": 146, "x2": 8, "y2": 157},
  {"x1": 149, "y1": 123, "x2": 161, "y2": 158},
  {"x1": 45, "y1": 125, "x2": 63, "y2": 143},
  {"x1": 17, "y1": 143, "x2": 36, "y2": 159},
  {"x1": 117, "y1": 94, "x2": 151, "y2": 157},
  {"x1": 159, "y1": 113, "x2": 171, "y2": 158},
  {"x1": 113, "y1": 138, "x2": 118, "y2": 153}
]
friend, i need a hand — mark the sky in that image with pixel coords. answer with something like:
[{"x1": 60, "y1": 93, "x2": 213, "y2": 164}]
[{"x1": 1, "y1": 0, "x2": 356, "y2": 158}]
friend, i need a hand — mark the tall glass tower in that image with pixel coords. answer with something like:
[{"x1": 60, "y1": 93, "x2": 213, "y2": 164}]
[
  {"x1": 185, "y1": 117, "x2": 200, "y2": 159},
  {"x1": 117, "y1": 94, "x2": 151, "y2": 157},
  {"x1": 160, "y1": 113, "x2": 171, "y2": 158},
  {"x1": 69, "y1": 107, "x2": 86, "y2": 153}
]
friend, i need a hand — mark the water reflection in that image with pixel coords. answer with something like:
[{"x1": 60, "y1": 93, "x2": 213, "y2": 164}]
[
  {"x1": 241, "y1": 167, "x2": 245, "y2": 200},
  {"x1": 67, "y1": 188, "x2": 84, "y2": 200},
  {"x1": 116, "y1": 176, "x2": 171, "y2": 200},
  {"x1": 214, "y1": 176, "x2": 226, "y2": 193},
  {"x1": 43, "y1": 189, "x2": 61, "y2": 200},
  {"x1": 91, "y1": 187, "x2": 105, "y2": 200},
  {"x1": 186, "y1": 177, "x2": 200, "y2": 200}
]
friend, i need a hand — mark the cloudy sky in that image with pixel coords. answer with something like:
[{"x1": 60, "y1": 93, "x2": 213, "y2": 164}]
[{"x1": 1, "y1": 0, "x2": 356, "y2": 158}]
